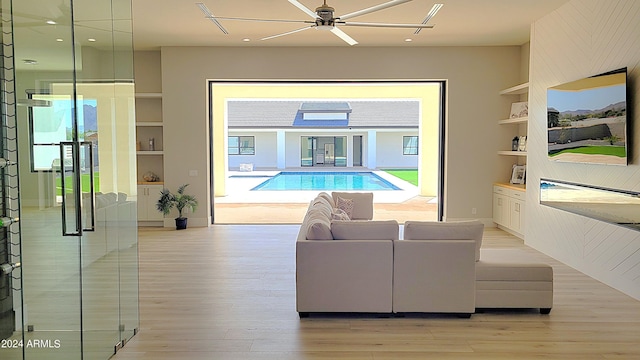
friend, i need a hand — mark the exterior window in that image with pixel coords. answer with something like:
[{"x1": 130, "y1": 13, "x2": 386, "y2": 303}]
[
  {"x1": 403, "y1": 136, "x2": 418, "y2": 155},
  {"x1": 229, "y1": 136, "x2": 255, "y2": 155},
  {"x1": 29, "y1": 93, "x2": 97, "y2": 172}
]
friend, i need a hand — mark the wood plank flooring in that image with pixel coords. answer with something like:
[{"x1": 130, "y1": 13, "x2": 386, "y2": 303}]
[{"x1": 112, "y1": 225, "x2": 640, "y2": 359}]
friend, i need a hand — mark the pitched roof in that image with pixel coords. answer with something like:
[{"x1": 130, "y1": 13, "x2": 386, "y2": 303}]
[{"x1": 227, "y1": 100, "x2": 419, "y2": 128}]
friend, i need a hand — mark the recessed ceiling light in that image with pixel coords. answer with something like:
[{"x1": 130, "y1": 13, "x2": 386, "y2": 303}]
[
  {"x1": 56, "y1": 38, "x2": 64, "y2": 42},
  {"x1": 46, "y1": 20, "x2": 57, "y2": 25},
  {"x1": 405, "y1": 38, "x2": 413, "y2": 42},
  {"x1": 22, "y1": 59, "x2": 38, "y2": 65},
  {"x1": 88, "y1": 38, "x2": 96, "y2": 42},
  {"x1": 242, "y1": 38, "x2": 251, "y2": 42}
]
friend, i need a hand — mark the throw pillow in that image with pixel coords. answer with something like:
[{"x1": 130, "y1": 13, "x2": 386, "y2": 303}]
[
  {"x1": 331, "y1": 208, "x2": 350, "y2": 221},
  {"x1": 336, "y1": 196, "x2": 354, "y2": 219}
]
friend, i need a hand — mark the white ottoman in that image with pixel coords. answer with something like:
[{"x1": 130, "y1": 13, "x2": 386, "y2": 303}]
[{"x1": 475, "y1": 249, "x2": 553, "y2": 314}]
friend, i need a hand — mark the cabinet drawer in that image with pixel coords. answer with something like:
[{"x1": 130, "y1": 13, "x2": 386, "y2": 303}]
[
  {"x1": 508, "y1": 189, "x2": 525, "y2": 200},
  {"x1": 493, "y1": 186, "x2": 507, "y2": 194}
]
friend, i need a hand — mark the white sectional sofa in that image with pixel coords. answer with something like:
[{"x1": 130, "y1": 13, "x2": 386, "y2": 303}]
[{"x1": 295, "y1": 192, "x2": 554, "y2": 317}]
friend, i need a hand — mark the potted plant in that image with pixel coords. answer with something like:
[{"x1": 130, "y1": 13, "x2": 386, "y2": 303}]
[{"x1": 156, "y1": 184, "x2": 198, "y2": 230}]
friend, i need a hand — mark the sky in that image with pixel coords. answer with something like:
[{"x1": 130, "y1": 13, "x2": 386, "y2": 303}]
[{"x1": 548, "y1": 84, "x2": 626, "y2": 112}]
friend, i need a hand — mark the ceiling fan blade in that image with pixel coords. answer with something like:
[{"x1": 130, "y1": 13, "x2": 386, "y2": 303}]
[
  {"x1": 205, "y1": 16, "x2": 312, "y2": 24},
  {"x1": 415, "y1": 3, "x2": 443, "y2": 34},
  {"x1": 261, "y1": 25, "x2": 314, "y2": 41},
  {"x1": 341, "y1": 21, "x2": 434, "y2": 29},
  {"x1": 288, "y1": 0, "x2": 319, "y2": 20},
  {"x1": 339, "y1": 0, "x2": 412, "y2": 21},
  {"x1": 330, "y1": 27, "x2": 358, "y2": 46},
  {"x1": 196, "y1": 2, "x2": 229, "y2": 34}
]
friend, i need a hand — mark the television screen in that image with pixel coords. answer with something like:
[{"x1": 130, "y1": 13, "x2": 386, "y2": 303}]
[{"x1": 547, "y1": 68, "x2": 627, "y2": 165}]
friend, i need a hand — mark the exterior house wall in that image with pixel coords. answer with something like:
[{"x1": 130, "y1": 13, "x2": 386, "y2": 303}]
[
  {"x1": 227, "y1": 131, "x2": 278, "y2": 169},
  {"x1": 528, "y1": 0, "x2": 640, "y2": 300},
  {"x1": 375, "y1": 131, "x2": 419, "y2": 169},
  {"x1": 285, "y1": 132, "x2": 302, "y2": 167}
]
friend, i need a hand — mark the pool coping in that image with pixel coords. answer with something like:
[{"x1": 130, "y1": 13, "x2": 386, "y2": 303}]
[{"x1": 217, "y1": 169, "x2": 421, "y2": 204}]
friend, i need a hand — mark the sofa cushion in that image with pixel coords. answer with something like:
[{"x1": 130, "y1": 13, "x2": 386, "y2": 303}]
[
  {"x1": 403, "y1": 220, "x2": 484, "y2": 261},
  {"x1": 331, "y1": 208, "x2": 350, "y2": 221},
  {"x1": 331, "y1": 220, "x2": 399, "y2": 240},
  {"x1": 332, "y1": 192, "x2": 374, "y2": 220},
  {"x1": 476, "y1": 261, "x2": 553, "y2": 281},
  {"x1": 309, "y1": 197, "x2": 333, "y2": 219},
  {"x1": 305, "y1": 212, "x2": 333, "y2": 240},
  {"x1": 317, "y1": 192, "x2": 335, "y2": 208},
  {"x1": 335, "y1": 196, "x2": 354, "y2": 219}
]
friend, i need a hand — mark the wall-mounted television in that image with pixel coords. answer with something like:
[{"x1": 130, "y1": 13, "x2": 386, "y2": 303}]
[{"x1": 547, "y1": 68, "x2": 628, "y2": 165}]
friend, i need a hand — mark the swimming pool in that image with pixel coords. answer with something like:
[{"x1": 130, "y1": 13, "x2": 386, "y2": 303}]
[{"x1": 251, "y1": 172, "x2": 401, "y2": 191}]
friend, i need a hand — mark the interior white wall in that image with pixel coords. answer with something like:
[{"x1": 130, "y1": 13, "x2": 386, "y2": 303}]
[
  {"x1": 375, "y1": 132, "x2": 419, "y2": 168},
  {"x1": 227, "y1": 132, "x2": 277, "y2": 169},
  {"x1": 527, "y1": 0, "x2": 640, "y2": 299},
  {"x1": 156, "y1": 46, "x2": 522, "y2": 224}
]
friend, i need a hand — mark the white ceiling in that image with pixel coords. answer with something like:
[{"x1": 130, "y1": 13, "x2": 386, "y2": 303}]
[
  {"x1": 11, "y1": 0, "x2": 570, "y2": 71},
  {"x1": 131, "y1": 0, "x2": 570, "y2": 49}
]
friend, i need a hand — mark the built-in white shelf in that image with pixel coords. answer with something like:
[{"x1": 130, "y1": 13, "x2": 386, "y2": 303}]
[
  {"x1": 498, "y1": 116, "x2": 528, "y2": 125},
  {"x1": 136, "y1": 121, "x2": 163, "y2": 127},
  {"x1": 498, "y1": 151, "x2": 527, "y2": 156},
  {"x1": 499, "y1": 82, "x2": 529, "y2": 95},
  {"x1": 135, "y1": 92, "x2": 162, "y2": 98},
  {"x1": 136, "y1": 151, "x2": 164, "y2": 155}
]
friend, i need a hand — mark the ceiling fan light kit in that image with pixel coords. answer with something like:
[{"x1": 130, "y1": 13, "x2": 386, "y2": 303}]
[{"x1": 197, "y1": 0, "x2": 442, "y2": 45}]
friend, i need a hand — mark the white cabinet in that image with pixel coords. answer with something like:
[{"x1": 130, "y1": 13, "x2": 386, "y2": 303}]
[
  {"x1": 493, "y1": 184, "x2": 525, "y2": 238},
  {"x1": 137, "y1": 184, "x2": 164, "y2": 222}
]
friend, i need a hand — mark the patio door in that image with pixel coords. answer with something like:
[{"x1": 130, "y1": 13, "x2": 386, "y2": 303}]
[
  {"x1": 324, "y1": 143, "x2": 335, "y2": 165},
  {"x1": 353, "y1": 136, "x2": 362, "y2": 166}
]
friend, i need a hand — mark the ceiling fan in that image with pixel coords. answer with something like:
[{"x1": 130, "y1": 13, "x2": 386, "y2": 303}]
[{"x1": 196, "y1": 0, "x2": 443, "y2": 46}]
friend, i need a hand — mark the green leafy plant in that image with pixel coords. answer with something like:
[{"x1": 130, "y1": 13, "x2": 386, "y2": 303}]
[
  {"x1": 156, "y1": 184, "x2": 198, "y2": 219},
  {"x1": 605, "y1": 135, "x2": 621, "y2": 145}
]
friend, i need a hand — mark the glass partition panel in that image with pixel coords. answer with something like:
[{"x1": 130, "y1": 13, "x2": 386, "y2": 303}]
[
  {"x1": 301, "y1": 137, "x2": 313, "y2": 166},
  {"x1": 540, "y1": 178, "x2": 640, "y2": 231},
  {"x1": 334, "y1": 136, "x2": 347, "y2": 167},
  {"x1": 10, "y1": 0, "x2": 137, "y2": 358}
]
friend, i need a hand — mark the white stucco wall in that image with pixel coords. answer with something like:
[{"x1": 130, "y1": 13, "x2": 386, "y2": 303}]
[
  {"x1": 375, "y1": 131, "x2": 419, "y2": 169},
  {"x1": 227, "y1": 131, "x2": 277, "y2": 169}
]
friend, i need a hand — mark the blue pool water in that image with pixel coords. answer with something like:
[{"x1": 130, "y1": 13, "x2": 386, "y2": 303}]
[{"x1": 251, "y1": 172, "x2": 401, "y2": 191}]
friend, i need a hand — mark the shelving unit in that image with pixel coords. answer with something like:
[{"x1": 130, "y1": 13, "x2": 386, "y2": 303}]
[
  {"x1": 494, "y1": 82, "x2": 529, "y2": 239},
  {"x1": 135, "y1": 92, "x2": 164, "y2": 225},
  {"x1": 497, "y1": 82, "x2": 529, "y2": 158},
  {"x1": 135, "y1": 92, "x2": 164, "y2": 182},
  {"x1": 497, "y1": 150, "x2": 527, "y2": 156}
]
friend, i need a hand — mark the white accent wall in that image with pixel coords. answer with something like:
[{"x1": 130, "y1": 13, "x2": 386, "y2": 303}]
[
  {"x1": 528, "y1": 0, "x2": 640, "y2": 299},
  {"x1": 376, "y1": 132, "x2": 419, "y2": 169}
]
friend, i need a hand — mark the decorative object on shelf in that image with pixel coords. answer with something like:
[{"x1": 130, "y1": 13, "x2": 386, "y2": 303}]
[
  {"x1": 148, "y1": 137, "x2": 155, "y2": 151},
  {"x1": 518, "y1": 136, "x2": 527, "y2": 151},
  {"x1": 512, "y1": 137, "x2": 519, "y2": 151},
  {"x1": 142, "y1": 171, "x2": 160, "y2": 182},
  {"x1": 156, "y1": 184, "x2": 198, "y2": 230},
  {"x1": 510, "y1": 101, "x2": 528, "y2": 118},
  {"x1": 510, "y1": 165, "x2": 526, "y2": 185}
]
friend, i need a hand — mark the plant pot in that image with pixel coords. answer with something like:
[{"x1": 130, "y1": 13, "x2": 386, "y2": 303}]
[{"x1": 175, "y1": 217, "x2": 188, "y2": 230}]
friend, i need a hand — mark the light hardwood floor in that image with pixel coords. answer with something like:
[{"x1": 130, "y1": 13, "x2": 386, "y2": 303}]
[{"x1": 112, "y1": 225, "x2": 640, "y2": 359}]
